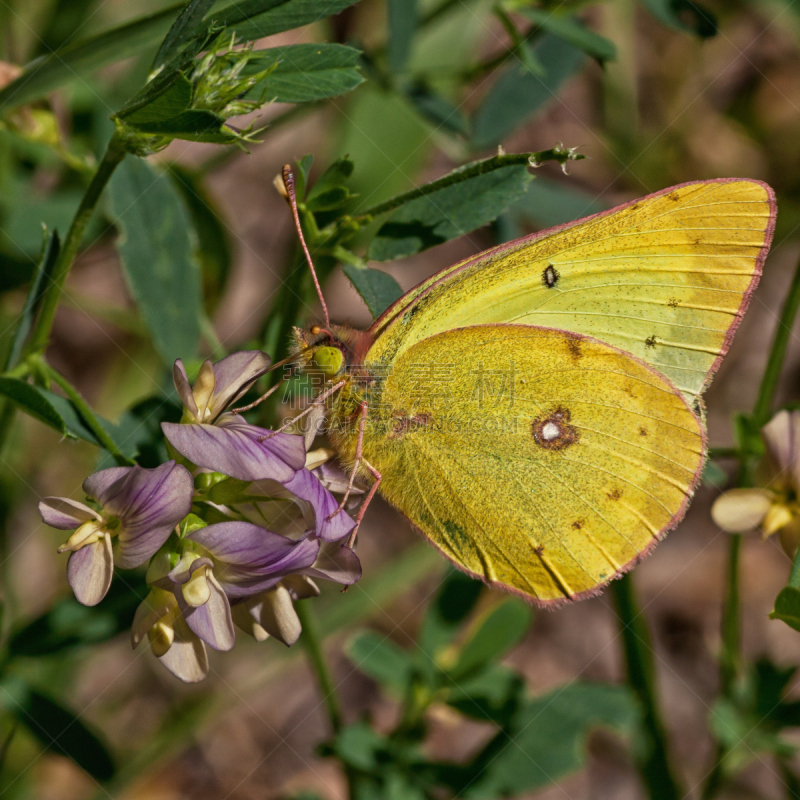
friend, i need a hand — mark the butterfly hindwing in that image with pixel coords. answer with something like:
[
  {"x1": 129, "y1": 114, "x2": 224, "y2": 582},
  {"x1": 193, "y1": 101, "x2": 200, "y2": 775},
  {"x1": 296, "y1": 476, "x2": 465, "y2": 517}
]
[{"x1": 358, "y1": 325, "x2": 705, "y2": 605}]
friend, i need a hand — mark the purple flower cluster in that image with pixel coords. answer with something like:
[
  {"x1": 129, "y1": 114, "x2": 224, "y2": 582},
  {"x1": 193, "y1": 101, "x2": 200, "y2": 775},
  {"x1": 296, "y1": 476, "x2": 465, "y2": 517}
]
[{"x1": 39, "y1": 352, "x2": 359, "y2": 682}]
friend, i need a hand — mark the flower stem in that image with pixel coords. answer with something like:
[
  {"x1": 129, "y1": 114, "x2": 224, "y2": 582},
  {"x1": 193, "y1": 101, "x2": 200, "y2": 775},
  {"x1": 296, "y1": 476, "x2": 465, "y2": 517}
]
[
  {"x1": 24, "y1": 136, "x2": 126, "y2": 358},
  {"x1": 753, "y1": 254, "x2": 800, "y2": 425},
  {"x1": 612, "y1": 573, "x2": 683, "y2": 800},
  {"x1": 295, "y1": 599, "x2": 343, "y2": 734}
]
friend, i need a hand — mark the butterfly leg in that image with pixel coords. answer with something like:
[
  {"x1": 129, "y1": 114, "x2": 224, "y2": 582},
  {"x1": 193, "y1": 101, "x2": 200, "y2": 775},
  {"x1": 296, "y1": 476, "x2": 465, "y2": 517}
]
[
  {"x1": 258, "y1": 379, "x2": 345, "y2": 442},
  {"x1": 328, "y1": 400, "x2": 369, "y2": 519},
  {"x1": 346, "y1": 458, "x2": 381, "y2": 548}
]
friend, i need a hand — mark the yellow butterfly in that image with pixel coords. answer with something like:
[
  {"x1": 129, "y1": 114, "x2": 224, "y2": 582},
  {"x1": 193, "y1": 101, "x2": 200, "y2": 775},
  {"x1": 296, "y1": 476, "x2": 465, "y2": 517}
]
[{"x1": 287, "y1": 175, "x2": 775, "y2": 607}]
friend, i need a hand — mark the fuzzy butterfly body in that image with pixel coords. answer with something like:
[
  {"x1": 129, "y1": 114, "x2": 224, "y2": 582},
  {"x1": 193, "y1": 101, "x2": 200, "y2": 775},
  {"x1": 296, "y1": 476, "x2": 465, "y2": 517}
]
[{"x1": 293, "y1": 178, "x2": 776, "y2": 606}]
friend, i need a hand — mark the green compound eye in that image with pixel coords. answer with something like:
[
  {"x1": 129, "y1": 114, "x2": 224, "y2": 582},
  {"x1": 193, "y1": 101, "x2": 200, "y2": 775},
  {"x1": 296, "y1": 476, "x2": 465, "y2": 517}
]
[{"x1": 311, "y1": 346, "x2": 344, "y2": 376}]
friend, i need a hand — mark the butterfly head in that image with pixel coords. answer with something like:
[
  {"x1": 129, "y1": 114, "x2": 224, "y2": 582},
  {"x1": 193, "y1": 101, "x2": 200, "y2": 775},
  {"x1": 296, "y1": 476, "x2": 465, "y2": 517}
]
[{"x1": 292, "y1": 323, "x2": 374, "y2": 381}]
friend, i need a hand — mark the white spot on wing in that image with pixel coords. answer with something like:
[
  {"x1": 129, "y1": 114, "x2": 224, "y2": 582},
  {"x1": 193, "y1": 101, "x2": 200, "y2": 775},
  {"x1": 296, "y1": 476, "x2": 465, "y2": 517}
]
[{"x1": 542, "y1": 422, "x2": 560, "y2": 441}]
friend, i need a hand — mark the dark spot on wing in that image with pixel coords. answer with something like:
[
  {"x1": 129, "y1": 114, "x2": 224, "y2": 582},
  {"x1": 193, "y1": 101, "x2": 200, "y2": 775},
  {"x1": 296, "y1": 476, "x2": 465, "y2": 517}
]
[
  {"x1": 667, "y1": 298, "x2": 679, "y2": 308},
  {"x1": 668, "y1": 191, "x2": 681, "y2": 202},
  {"x1": 608, "y1": 488, "x2": 622, "y2": 501},
  {"x1": 566, "y1": 335, "x2": 582, "y2": 361},
  {"x1": 645, "y1": 335, "x2": 658, "y2": 349},
  {"x1": 532, "y1": 407, "x2": 580, "y2": 451},
  {"x1": 639, "y1": 427, "x2": 648, "y2": 437},
  {"x1": 571, "y1": 519, "x2": 584, "y2": 530},
  {"x1": 543, "y1": 263, "x2": 559, "y2": 288},
  {"x1": 534, "y1": 545, "x2": 544, "y2": 557}
]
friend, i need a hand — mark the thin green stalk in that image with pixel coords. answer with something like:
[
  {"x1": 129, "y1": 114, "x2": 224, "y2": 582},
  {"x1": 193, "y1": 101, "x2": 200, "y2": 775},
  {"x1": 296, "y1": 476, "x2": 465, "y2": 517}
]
[
  {"x1": 25, "y1": 136, "x2": 126, "y2": 357},
  {"x1": 703, "y1": 258, "x2": 800, "y2": 798},
  {"x1": 612, "y1": 573, "x2": 683, "y2": 800},
  {"x1": 753, "y1": 255, "x2": 800, "y2": 425},
  {"x1": 38, "y1": 360, "x2": 134, "y2": 466},
  {"x1": 295, "y1": 599, "x2": 343, "y2": 734}
]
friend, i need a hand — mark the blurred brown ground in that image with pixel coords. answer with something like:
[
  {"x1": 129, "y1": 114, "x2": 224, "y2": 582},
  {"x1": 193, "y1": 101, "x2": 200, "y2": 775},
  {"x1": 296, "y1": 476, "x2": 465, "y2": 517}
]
[{"x1": 11, "y1": 1, "x2": 800, "y2": 798}]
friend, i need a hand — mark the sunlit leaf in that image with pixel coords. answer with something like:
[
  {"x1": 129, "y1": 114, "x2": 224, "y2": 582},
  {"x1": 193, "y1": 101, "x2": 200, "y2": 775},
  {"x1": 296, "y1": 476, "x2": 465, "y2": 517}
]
[
  {"x1": 107, "y1": 157, "x2": 202, "y2": 365},
  {"x1": 345, "y1": 631, "x2": 415, "y2": 695},
  {"x1": 471, "y1": 34, "x2": 586, "y2": 149},
  {"x1": 449, "y1": 600, "x2": 532, "y2": 680},
  {"x1": 342, "y1": 265, "x2": 404, "y2": 318},
  {"x1": 245, "y1": 44, "x2": 364, "y2": 103},
  {"x1": 368, "y1": 161, "x2": 533, "y2": 261}
]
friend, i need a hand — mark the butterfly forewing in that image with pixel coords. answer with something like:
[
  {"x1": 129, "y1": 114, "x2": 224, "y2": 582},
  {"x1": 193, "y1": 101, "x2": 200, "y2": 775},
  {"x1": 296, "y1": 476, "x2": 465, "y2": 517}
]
[
  {"x1": 360, "y1": 325, "x2": 705, "y2": 605},
  {"x1": 368, "y1": 179, "x2": 775, "y2": 403}
]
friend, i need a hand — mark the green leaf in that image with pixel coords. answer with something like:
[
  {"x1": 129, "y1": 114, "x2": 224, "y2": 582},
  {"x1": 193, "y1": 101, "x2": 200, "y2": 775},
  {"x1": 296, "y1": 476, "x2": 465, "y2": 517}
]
[
  {"x1": 342, "y1": 265, "x2": 404, "y2": 318},
  {"x1": 443, "y1": 663, "x2": 525, "y2": 725},
  {"x1": 2, "y1": 680, "x2": 115, "y2": 781},
  {"x1": 5, "y1": 230, "x2": 60, "y2": 371},
  {"x1": 152, "y1": 0, "x2": 216, "y2": 73},
  {"x1": 405, "y1": 83, "x2": 468, "y2": 137},
  {"x1": 450, "y1": 599, "x2": 532, "y2": 680},
  {"x1": 388, "y1": 0, "x2": 417, "y2": 74},
  {"x1": 771, "y1": 586, "x2": 800, "y2": 631},
  {"x1": 306, "y1": 156, "x2": 355, "y2": 205},
  {"x1": 244, "y1": 44, "x2": 364, "y2": 104},
  {"x1": 0, "y1": 6, "x2": 180, "y2": 111},
  {"x1": 417, "y1": 568, "x2": 483, "y2": 657},
  {"x1": 514, "y1": 176, "x2": 606, "y2": 228},
  {"x1": 0, "y1": 378, "x2": 65, "y2": 433},
  {"x1": 368, "y1": 162, "x2": 533, "y2": 261},
  {"x1": 345, "y1": 631, "x2": 415, "y2": 695},
  {"x1": 331, "y1": 722, "x2": 387, "y2": 771},
  {"x1": 7, "y1": 578, "x2": 146, "y2": 658},
  {"x1": 471, "y1": 34, "x2": 586, "y2": 149},
  {"x1": 216, "y1": 0, "x2": 362, "y2": 42},
  {"x1": 169, "y1": 166, "x2": 232, "y2": 313},
  {"x1": 107, "y1": 157, "x2": 202, "y2": 365},
  {"x1": 639, "y1": 0, "x2": 717, "y2": 38},
  {"x1": 451, "y1": 683, "x2": 638, "y2": 797},
  {"x1": 295, "y1": 153, "x2": 315, "y2": 200},
  {"x1": 519, "y1": 10, "x2": 617, "y2": 62},
  {"x1": 710, "y1": 698, "x2": 795, "y2": 776}
]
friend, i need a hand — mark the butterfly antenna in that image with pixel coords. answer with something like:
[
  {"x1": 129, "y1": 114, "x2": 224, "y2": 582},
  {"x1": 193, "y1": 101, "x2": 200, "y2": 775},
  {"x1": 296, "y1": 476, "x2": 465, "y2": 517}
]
[{"x1": 281, "y1": 165, "x2": 330, "y2": 328}]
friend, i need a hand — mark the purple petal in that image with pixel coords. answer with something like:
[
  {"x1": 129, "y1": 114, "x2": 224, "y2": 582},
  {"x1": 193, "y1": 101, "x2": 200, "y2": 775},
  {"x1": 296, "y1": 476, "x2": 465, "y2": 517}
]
[
  {"x1": 283, "y1": 469, "x2": 356, "y2": 542},
  {"x1": 92, "y1": 462, "x2": 194, "y2": 569},
  {"x1": 312, "y1": 458, "x2": 366, "y2": 496},
  {"x1": 66, "y1": 535, "x2": 114, "y2": 606},
  {"x1": 83, "y1": 467, "x2": 130, "y2": 505},
  {"x1": 180, "y1": 571, "x2": 235, "y2": 651},
  {"x1": 282, "y1": 574, "x2": 320, "y2": 600},
  {"x1": 162, "y1": 417, "x2": 305, "y2": 482},
  {"x1": 303, "y1": 541, "x2": 361, "y2": 586},
  {"x1": 173, "y1": 359, "x2": 198, "y2": 418},
  {"x1": 158, "y1": 617, "x2": 209, "y2": 683},
  {"x1": 209, "y1": 351, "x2": 271, "y2": 418},
  {"x1": 188, "y1": 522, "x2": 319, "y2": 598},
  {"x1": 39, "y1": 497, "x2": 100, "y2": 530}
]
